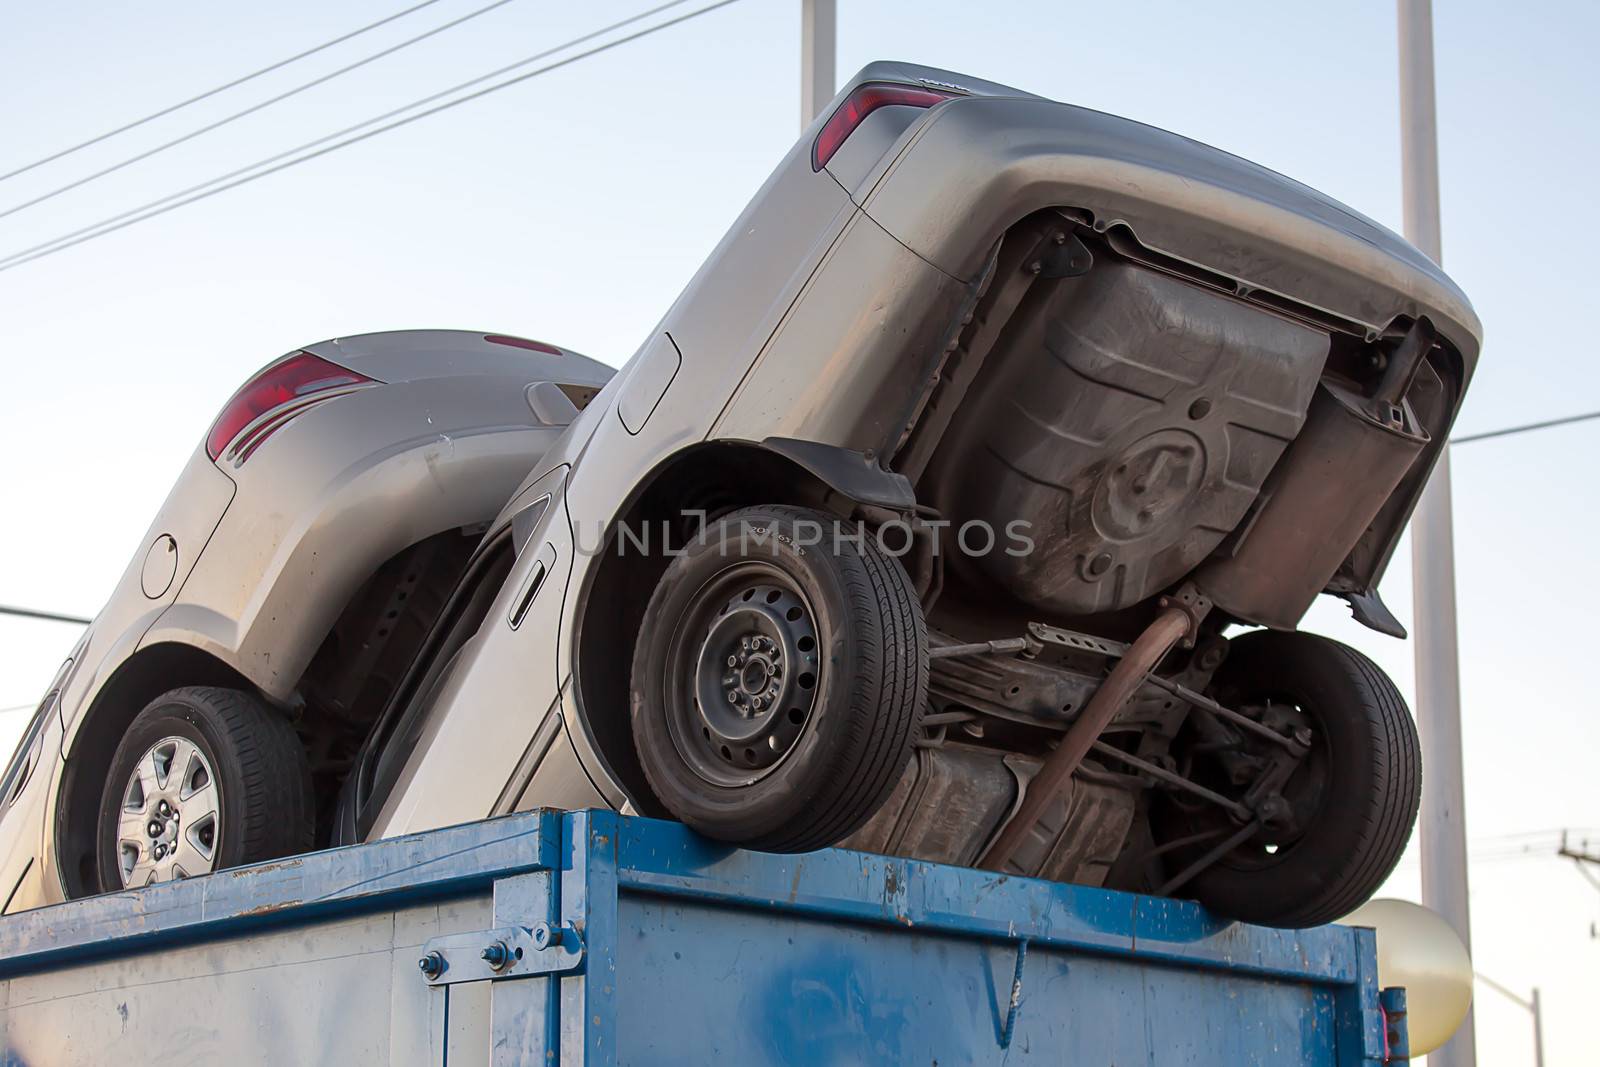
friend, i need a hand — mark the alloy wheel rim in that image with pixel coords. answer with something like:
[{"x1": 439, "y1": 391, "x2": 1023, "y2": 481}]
[{"x1": 116, "y1": 736, "x2": 221, "y2": 887}]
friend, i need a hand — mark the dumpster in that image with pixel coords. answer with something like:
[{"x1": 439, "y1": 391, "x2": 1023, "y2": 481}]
[{"x1": 0, "y1": 809, "x2": 1404, "y2": 1065}]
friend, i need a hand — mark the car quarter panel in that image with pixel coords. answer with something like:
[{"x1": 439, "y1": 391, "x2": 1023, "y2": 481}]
[
  {"x1": 149, "y1": 376, "x2": 564, "y2": 703},
  {"x1": 545, "y1": 137, "x2": 863, "y2": 789},
  {"x1": 59, "y1": 450, "x2": 235, "y2": 749},
  {"x1": 708, "y1": 207, "x2": 971, "y2": 459},
  {"x1": 857, "y1": 95, "x2": 1481, "y2": 370}
]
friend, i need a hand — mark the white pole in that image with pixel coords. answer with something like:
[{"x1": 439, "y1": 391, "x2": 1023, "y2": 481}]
[
  {"x1": 800, "y1": 0, "x2": 836, "y2": 127},
  {"x1": 1530, "y1": 987, "x2": 1545, "y2": 1067},
  {"x1": 1397, "y1": 1, "x2": 1476, "y2": 1064}
]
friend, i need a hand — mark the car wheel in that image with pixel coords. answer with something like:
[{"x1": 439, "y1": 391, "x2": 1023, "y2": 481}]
[
  {"x1": 1154, "y1": 630, "x2": 1420, "y2": 928},
  {"x1": 630, "y1": 505, "x2": 928, "y2": 852},
  {"x1": 97, "y1": 686, "x2": 314, "y2": 891}
]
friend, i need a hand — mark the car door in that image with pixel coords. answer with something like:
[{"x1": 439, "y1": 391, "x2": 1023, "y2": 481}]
[
  {"x1": 0, "y1": 686, "x2": 65, "y2": 914},
  {"x1": 364, "y1": 466, "x2": 581, "y2": 837}
]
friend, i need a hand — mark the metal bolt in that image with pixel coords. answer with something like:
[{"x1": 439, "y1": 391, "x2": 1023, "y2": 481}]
[
  {"x1": 158, "y1": 801, "x2": 170, "y2": 816},
  {"x1": 1293, "y1": 726, "x2": 1314, "y2": 747},
  {"x1": 1028, "y1": 260, "x2": 1043, "y2": 274},
  {"x1": 1258, "y1": 794, "x2": 1292, "y2": 825},
  {"x1": 532, "y1": 922, "x2": 565, "y2": 951},
  {"x1": 481, "y1": 941, "x2": 512, "y2": 970},
  {"x1": 148, "y1": 820, "x2": 162, "y2": 838},
  {"x1": 726, "y1": 654, "x2": 737, "y2": 667},
  {"x1": 418, "y1": 951, "x2": 445, "y2": 979}
]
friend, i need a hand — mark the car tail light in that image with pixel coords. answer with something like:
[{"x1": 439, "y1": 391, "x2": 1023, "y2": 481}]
[
  {"x1": 206, "y1": 352, "x2": 376, "y2": 462},
  {"x1": 812, "y1": 82, "x2": 960, "y2": 171}
]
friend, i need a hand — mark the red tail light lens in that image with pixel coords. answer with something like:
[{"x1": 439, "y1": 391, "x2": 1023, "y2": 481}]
[
  {"x1": 812, "y1": 82, "x2": 959, "y2": 171},
  {"x1": 206, "y1": 352, "x2": 375, "y2": 462}
]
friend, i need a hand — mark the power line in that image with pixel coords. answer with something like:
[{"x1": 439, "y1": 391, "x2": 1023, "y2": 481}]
[
  {"x1": 0, "y1": 0, "x2": 731, "y2": 274},
  {"x1": 0, "y1": 0, "x2": 693, "y2": 271},
  {"x1": 0, "y1": 605, "x2": 91, "y2": 626},
  {"x1": 0, "y1": 0, "x2": 520, "y2": 222},
  {"x1": 0, "y1": 703, "x2": 40, "y2": 716},
  {"x1": 1452, "y1": 408, "x2": 1600, "y2": 445},
  {"x1": 1472, "y1": 827, "x2": 1596, "y2": 843},
  {"x1": 1388, "y1": 827, "x2": 1600, "y2": 870},
  {"x1": 0, "y1": 0, "x2": 449, "y2": 185}
]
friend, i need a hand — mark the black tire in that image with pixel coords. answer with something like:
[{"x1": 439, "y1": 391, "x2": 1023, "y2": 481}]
[
  {"x1": 1160, "y1": 630, "x2": 1420, "y2": 928},
  {"x1": 630, "y1": 505, "x2": 928, "y2": 852},
  {"x1": 97, "y1": 686, "x2": 314, "y2": 892}
]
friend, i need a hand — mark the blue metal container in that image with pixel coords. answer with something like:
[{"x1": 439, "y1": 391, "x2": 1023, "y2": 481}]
[{"x1": 0, "y1": 810, "x2": 1403, "y2": 1065}]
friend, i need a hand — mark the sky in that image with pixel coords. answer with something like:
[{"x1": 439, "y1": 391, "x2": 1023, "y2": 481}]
[{"x1": 1, "y1": 1, "x2": 1596, "y2": 1060}]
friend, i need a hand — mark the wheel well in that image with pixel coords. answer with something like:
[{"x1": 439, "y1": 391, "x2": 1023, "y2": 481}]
[
  {"x1": 572, "y1": 442, "x2": 853, "y2": 812},
  {"x1": 55, "y1": 643, "x2": 254, "y2": 898}
]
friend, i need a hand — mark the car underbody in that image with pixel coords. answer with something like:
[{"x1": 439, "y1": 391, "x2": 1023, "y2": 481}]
[{"x1": 827, "y1": 206, "x2": 1461, "y2": 918}]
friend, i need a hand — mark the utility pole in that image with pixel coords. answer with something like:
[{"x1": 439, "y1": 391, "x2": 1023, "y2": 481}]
[
  {"x1": 1474, "y1": 973, "x2": 1545, "y2": 1067},
  {"x1": 1397, "y1": 1, "x2": 1475, "y2": 1064},
  {"x1": 1558, "y1": 830, "x2": 1600, "y2": 937},
  {"x1": 800, "y1": 0, "x2": 836, "y2": 127},
  {"x1": 1557, "y1": 829, "x2": 1600, "y2": 870}
]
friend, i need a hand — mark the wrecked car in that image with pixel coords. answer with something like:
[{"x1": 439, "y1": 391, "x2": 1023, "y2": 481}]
[{"x1": 1, "y1": 62, "x2": 1478, "y2": 929}]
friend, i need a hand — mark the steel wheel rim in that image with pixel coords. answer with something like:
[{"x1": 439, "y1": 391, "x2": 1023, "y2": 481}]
[
  {"x1": 115, "y1": 735, "x2": 221, "y2": 888},
  {"x1": 666, "y1": 562, "x2": 822, "y2": 787}
]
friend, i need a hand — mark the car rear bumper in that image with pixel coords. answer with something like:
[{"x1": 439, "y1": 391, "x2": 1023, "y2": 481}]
[{"x1": 853, "y1": 94, "x2": 1481, "y2": 374}]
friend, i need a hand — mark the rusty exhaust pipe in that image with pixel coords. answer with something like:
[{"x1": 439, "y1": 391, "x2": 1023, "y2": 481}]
[{"x1": 980, "y1": 605, "x2": 1193, "y2": 874}]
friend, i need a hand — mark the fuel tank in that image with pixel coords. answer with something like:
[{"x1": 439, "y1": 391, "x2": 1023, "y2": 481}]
[{"x1": 928, "y1": 258, "x2": 1326, "y2": 615}]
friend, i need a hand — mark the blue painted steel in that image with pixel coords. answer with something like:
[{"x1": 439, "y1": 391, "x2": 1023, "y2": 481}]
[
  {"x1": 0, "y1": 809, "x2": 1401, "y2": 1065},
  {"x1": 1380, "y1": 987, "x2": 1410, "y2": 1066},
  {"x1": 0, "y1": 809, "x2": 561, "y2": 978},
  {"x1": 597, "y1": 811, "x2": 1389, "y2": 1065}
]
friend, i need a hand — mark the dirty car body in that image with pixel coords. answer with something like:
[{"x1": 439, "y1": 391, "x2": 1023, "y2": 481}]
[
  {"x1": 347, "y1": 62, "x2": 1477, "y2": 927},
  {"x1": 0, "y1": 332, "x2": 612, "y2": 908},
  {"x1": 4, "y1": 62, "x2": 1478, "y2": 928}
]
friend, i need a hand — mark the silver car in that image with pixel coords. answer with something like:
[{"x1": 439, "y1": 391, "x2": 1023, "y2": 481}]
[
  {"x1": 0, "y1": 331, "x2": 612, "y2": 910},
  {"x1": 3, "y1": 62, "x2": 1479, "y2": 929}
]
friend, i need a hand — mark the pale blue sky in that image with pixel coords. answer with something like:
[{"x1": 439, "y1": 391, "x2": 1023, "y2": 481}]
[{"x1": 1, "y1": 2, "x2": 1596, "y2": 1060}]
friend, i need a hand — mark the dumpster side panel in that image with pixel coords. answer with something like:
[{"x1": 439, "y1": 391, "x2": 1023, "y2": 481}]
[
  {"x1": 0, "y1": 897, "x2": 486, "y2": 1067},
  {"x1": 612, "y1": 896, "x2": 1339, "y2": 1065},
  {"x1": 0, "y1": 811, "x2": 1395, "y2": 1066}
]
